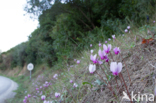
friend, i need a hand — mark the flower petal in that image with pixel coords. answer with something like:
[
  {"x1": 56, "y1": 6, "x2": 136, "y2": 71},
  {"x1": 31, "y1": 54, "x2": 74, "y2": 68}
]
[
  {"x1": 117, "y1": 62, "x2": 122, "y2": 73},
  {"x1": 103, "y1": 44, "x2": 107, "y2": 51},
  {"x1": 110, "y1": 62, "x2": 117, "y2": 72}
]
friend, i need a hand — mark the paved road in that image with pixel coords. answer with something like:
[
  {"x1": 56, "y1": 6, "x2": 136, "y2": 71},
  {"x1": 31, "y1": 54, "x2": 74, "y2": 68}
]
[{"x1": 0, "y1": 76, "x2": 18, "y2": 103}]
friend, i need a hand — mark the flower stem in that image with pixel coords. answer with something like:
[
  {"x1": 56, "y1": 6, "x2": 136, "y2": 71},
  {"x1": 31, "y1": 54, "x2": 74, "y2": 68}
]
[
  {"x1": 95, "y1": 71, "x2": 116, "y2": 97},
  {"x1": 115, "y1": 76, "x2": 119, "y2": 92},
  {"x1": 99, "y1": 65, "x2": 118, "y2": 98},
  {"x1": 119, "y1": 73, "x2": 132, "y2": 103}
]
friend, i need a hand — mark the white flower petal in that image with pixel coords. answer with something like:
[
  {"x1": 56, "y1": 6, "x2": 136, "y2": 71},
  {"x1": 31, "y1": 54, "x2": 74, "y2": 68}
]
[
  {"x1": 108, "y1": 44, "x2": 112, "y2": 51},
  {"x1": 93, "y1": 54, "x2": 97, "y2": 61},
  {"x1": 117, "y1": 62, "x2": 122, "y2": 73},
  {"x1": 103, "y1": 44, "x2": 107, "y2": 51},
  {"x1": 110, "y1": 62, "x2": 117, "y2": 72}
]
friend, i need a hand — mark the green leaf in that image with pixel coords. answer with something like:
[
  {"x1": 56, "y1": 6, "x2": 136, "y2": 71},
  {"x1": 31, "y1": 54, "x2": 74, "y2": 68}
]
[{"x1": 82, "y1": 82, "x2": 93, "y2": 88}]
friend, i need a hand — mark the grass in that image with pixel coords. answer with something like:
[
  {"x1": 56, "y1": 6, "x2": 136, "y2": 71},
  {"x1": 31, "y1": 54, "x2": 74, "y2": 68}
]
[{"x1": 2, "y1": 14, "x2": 156, "y2": 103}]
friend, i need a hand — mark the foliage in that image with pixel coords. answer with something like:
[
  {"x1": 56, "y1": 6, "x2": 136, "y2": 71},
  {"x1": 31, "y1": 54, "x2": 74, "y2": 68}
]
[{"x1": 1, "y1": 0, "x2": 156, "y2": 70}]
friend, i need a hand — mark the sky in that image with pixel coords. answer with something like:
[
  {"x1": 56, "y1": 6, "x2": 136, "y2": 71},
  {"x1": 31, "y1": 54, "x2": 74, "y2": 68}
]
[{"x1": 0, "y1": 0, "x2": 39, "y2": 52}]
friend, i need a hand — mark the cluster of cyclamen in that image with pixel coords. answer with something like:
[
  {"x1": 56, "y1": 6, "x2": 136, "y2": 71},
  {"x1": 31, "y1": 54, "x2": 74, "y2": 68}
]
[
  {"x1": 89, "y1": 35, "x2": 122, "y2": 76},
  {"x1": 124, "y1": 26, "x2": 130, "y2": 33},
  {"x1": 40, "y1": 92, "x2": 61, "y2": 103},
  {"x1": 23, "y1": 94, "x2": 31, "y2": 103}
]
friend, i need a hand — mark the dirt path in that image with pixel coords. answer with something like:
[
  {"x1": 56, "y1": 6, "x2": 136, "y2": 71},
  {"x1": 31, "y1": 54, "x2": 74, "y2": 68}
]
[{"x1": 0, "y1": 76, "x2": 18, "y2": 103}]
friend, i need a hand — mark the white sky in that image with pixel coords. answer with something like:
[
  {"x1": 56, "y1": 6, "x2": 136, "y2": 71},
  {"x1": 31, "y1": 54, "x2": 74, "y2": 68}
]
[{"x1": 0, "y1": 0, "x2": 39, "y2": 52}]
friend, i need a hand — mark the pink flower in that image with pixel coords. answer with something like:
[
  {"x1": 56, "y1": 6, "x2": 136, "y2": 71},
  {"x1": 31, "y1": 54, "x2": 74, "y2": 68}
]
[
  {"x1": 25, "y1": 96, "x2": 27, "y2": 99},
  {"x1": 41, "y1": 95, "x2": 46, "y2": 101},
  {"x1": 98, "y1": 49, "x2": 107, "y2": 60},
  {"x1": 55, "y1": 92, "x2": 61, "y2": 98},
  {"x1": 127, "y1": 26, "x2": 130, "y2": 29},
  {"x1": 105, "y1": 58, "x2": 109, "y2": 62},
  {"x1": 108, "y1": 38, "x2": 111, "y2": 41},
  {"x1": 153, "y1": 21, "x2": 155, "y2": 23},
  {"x1": 43, "y1": 100, "x2": 50, "y2": 103},
  {"x1": 45, "y1": 81, "x2": 48, "y2": 84},
  {"x1": 90, "y1": 50, "x2": 94, "y2": 54},
  {"x1": 70, "y1": 80, "x2": 73, "y2": 83},
  {"x1": 99, "y1": 42, "x2": 102, "y2": 47},
  {"x1": 90, "y1": 54, "x2": 98, "y2": 64},
  {"x1": 73, "y1": 83, "x2": 78, "y2": 88},
  {"x1": 105, "y1": 41, "x2": 107, "y2": 43},
  {"x1": 90, "y1": 44, "x2": 92, "y2": 47},
  {"x1": 53, "y1": 74, "x2": 58, "y2": 79},
  {"x1": 89, "y1": 64, "x2": 96, "y2": 73},
  {"x1": 77, "y1": 60, "x2": 80, "y2": 64},
  {"x1": 23, "y1": 99, "x2": 27, "y2": 103},
  {"x1": 113, "y1": 47, "x2": 120, "y2": 55},
  {"x1": 125, "y1": 29, "x2": 128, "y2": 33},
  {"x1": 110, "y1": 62, "x2": 122, "y2": 76},
  {"x1": 103, "y1": 44, "x2": 111, "y2": 54},
  {"x1": 112, "y1": 35, "x2": 115, "y2": 39},
  {"x1": 27, "y1": 94, "x2": 31, "y2": 98},
  {"x1": 36, "y1": 88, "x2": 39, "y2": 91}
]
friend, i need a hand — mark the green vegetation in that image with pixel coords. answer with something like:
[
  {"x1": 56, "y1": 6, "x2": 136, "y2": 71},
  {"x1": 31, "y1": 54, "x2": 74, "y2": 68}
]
[{"x1": 1, "y1": 0, "x2": 156, "y2": 69}]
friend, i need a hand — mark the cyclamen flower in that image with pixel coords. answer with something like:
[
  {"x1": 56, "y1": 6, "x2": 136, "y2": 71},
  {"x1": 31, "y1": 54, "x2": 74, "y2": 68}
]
[
  {"x1": 98, "y1": 49, "x2": 107, "y2": 60},
  {"x1": 49, "y1": 82, "x2": 52, "y2": 85},
  {"x1": 89, "y1": 64, "x2": 96, "y2": 74},
  {"x1": 53, "y1": 74, "x2": 58, "y2": 79},
  {"x1": 99, "y1": 42, "x2": 102, "y2": 47},
  {"x1": 70, "y1": 80, "x2": 73, "y2": 83},
  {"x1": 23, "y1": 99, "x2": 27, "y2": 103},
  {"x1": 91, "y1": 50, "x2": 94, "y2": 54},
  {"x1": 105, "y1": 41, "x2": 107, "y2": 43},
  {"x1": 103, "y1": 44, "x2": 111, "y2": 54},
  {"x1": 36, "y1": 88, "x2": 39, "y2": 91},
  {"x1": 113, "y1": 47, "x2": 120, "y2": 55},
  {"x1": 110, "y1": 62, "x2": 122, "y2": 76},
  {"x1": 108, "y1": 38, "x2": 111, "y2": 41},
  {"x1": 112, "y1": 35, "x2": 115, "y2": 39},
  {"x1": 105, "y1": 58, "x2": 109, "y2": 62},
  {"x1": 90, "y1": 44, "x2": 92, "y2": 47},
  {"x1": 153, "y1": 21, "x2": 155, "y2": 23},
  {"x1": 127, "y1": 26, "x2": 130, "y2": 29},
  {"x1": 55, "y1": 92, "x2": 61, "y2": 98},
  {"x1": 25, "y1": 96, "x2": 27, "y2": 99},
  {"x1": 90, "y1": 54, "x2": 98, "y2": 64},
  {"x1": 77, "y1": 60, "x2": 80, "y2": 64},
  {"x1": 43, "y1": 100, "x2": 50, "y2": 103},
  {"x1": 125, "y1": 29, "x2": 128, "y2": 33},
  {"x1": 73, "y1": 83, "x2": 78, "y2": 88},
  {"x1": 45, "y1": 81, "x2": 48, "y2": 84},
  {"x1": 27, "y1": 94, "x2": 31, "y2": 98},
  {"x1": 41, "y1": 95, "x2": 46, "y2": 101}
]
